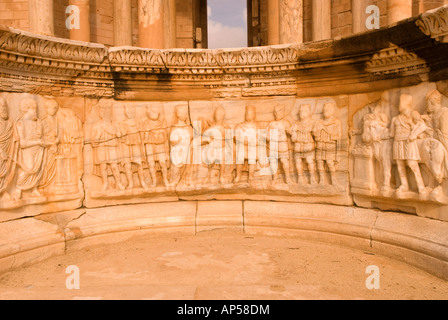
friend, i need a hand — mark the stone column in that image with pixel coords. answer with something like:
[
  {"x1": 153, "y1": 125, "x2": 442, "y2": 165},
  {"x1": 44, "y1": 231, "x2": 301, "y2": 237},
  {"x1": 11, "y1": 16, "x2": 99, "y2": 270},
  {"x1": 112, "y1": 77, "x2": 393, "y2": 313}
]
[
  {"x1": 268, "y1": 0, "x2": 280, "y2": 45},
  {"x1": 163, "y1": 0, "x2": 177, "y2": 49},
  {"x1": 138, "y1": 0, "x2": 165, "y2": 49},
  {"x1": 387, "y1": 0, "x2": 412, "y2": 24},
  {"x1": 114, "y1": 0, "x2": 133, "y2": 46},
  {"x1": 28, "y1": 0, "x2": 54, "y2": 36},
  {"x1": 279, "y1": 0, "x2": 303, "y2": 44},
  {"x1": 352, "y1": 0, "x2": 365, "y2": 34},
  {"x1": 68, "y1": 0, "x2": 91, "y2": 42},
  {"x1": 312, "y1": 0, "x2": 331, "y2": 41}
]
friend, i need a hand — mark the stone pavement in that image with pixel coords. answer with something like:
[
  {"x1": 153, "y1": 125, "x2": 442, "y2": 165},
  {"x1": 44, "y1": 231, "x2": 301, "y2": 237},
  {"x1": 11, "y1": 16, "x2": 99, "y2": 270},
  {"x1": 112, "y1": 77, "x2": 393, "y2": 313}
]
[{"x1": 0, "y1": 230, "x2": 447, "y2": 300}]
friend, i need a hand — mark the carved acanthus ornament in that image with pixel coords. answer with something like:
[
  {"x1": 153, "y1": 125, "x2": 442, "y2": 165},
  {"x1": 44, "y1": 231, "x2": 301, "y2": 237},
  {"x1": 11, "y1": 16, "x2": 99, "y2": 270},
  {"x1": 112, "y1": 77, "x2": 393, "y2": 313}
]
[{"x1": 416, "y1": 5, "x2": 448, "y2": 43}]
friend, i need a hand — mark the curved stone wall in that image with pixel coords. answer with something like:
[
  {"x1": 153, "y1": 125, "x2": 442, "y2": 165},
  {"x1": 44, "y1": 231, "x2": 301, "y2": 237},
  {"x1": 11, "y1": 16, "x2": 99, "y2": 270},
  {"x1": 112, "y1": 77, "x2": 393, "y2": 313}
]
[{"x1": 0, "y1": 6, "x2": 448, "y2": 279}]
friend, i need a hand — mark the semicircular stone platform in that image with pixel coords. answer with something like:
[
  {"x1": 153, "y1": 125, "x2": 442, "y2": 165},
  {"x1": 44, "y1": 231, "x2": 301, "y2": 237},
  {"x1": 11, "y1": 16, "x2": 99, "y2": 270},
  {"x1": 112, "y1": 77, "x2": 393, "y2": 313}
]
[{"x1": 1, "y1": 6, "x2": 448, "y2": 281}]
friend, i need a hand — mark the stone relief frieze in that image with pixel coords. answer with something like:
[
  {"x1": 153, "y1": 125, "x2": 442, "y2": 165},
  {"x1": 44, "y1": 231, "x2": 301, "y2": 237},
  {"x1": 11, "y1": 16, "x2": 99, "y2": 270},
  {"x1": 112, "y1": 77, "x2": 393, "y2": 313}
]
[
  {"x1": 0, "y1": 94, "x2": 84, "y2": 212},
  {"x1": 351, "y1": 86, "x2": 448, "y2": 210},
  {"x1": 84, "y1": 97, "x2": 350, "y2": 208}
]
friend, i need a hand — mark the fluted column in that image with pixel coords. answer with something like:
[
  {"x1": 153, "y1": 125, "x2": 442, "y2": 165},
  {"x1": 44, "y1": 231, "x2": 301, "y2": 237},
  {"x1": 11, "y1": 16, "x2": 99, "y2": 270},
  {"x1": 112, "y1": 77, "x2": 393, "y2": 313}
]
[
  {"x1": 268, "y1": 0, "x2": 280, "y2": 45},
  {"x1": 279, "y1": 0, "x2": 303, "y2": 44},
  {"x1": 68, "y1": 0, "x2": 90, "y2": 42},
  {"x1": 163, "y1": 0, "x2": 177, "y2": 49},
  {"x1": 387, "y1": 0, "x2": 412, "y2": 24},
  {"x1": 138, "y1": 0, "x2": 164, "y2": 48},
  {"x1": 352, "y1": 0, "x2": 364, "y2": 34},
  {"x1": 312, "y1": 0, "x2": 331, "y2": 41},
  {"x1": 28, "y1": 0, "x2": 54, "y2": 36},
  {"x1": 114, "y1": 0, "x2": 133, "y2": 46}
]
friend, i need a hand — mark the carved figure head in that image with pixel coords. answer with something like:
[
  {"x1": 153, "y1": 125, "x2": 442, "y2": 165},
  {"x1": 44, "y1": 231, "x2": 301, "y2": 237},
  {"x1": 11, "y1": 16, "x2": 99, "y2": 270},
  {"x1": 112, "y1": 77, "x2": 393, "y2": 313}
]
[
  {"x1": 98, "y1": 101, "x2": 113, "y2": 121},
  {"x1": 173, "y1": 105, "x2": 189, "y2": 125},
  {"x1": 274, "y1": 105, "x2": 285, "y2": 120},
  {"x1": 399, "y1": 94, "x2": 413, "y2": 117},
  {"x1": 19, "y1": 98, "x2": 38, "y2": 121},
  {"x1": 214, "y1": 106, "x2": 225, "y2": 122},
  {"x1": 124, "y1": 105, "x2": 136, "y2": 120},
  {"x1": 426, "y1": 90, "x2": 443, "y2": 114},
  {"x1": 323, "y1": 102, "x2": 336, "y2": 120},
  {"x1": 44, "y1": 99, "x2": 59, "y2": 117},
  {"x1": 298, "y1": 104, "x2": 311, "y2": 121},
  {"x1": 147, "y1": 105, "x2": 161, "y2": 121},
  {"x1": 0, "y1": 97, "x2": 8, "y2": 120},
  {"x1": 245, "y1": 105, "x2": 256, "y2": 122}
]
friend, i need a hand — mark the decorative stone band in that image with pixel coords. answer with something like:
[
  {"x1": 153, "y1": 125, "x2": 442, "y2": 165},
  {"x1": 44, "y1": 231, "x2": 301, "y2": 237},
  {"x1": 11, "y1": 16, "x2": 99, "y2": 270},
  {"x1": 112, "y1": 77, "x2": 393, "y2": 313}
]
[
  {"x1": 416, "y1": 5, "x2": 448, "y2": 43},
  {"x1": 1, "y1": 202, "x2": 447, "y2": 281}
]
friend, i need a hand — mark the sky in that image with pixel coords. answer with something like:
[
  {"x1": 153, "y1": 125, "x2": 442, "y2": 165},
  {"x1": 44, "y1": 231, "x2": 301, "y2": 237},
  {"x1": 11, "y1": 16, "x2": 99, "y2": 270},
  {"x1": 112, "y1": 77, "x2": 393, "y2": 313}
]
[{"x1": 207, "y1": 0, "x2": 248, "y2": 49}]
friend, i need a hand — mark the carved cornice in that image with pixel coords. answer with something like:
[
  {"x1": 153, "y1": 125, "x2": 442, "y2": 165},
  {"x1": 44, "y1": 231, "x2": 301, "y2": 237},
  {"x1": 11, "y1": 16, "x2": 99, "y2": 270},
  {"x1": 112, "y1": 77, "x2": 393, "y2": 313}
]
[
  {"x1": 366, "y1": 44, "x2": 429, "y2": 77},
  {"x1": 416, "y1": 5, "x2": 448, "y2": 43},
  {"x1": 0, "y1": 27, "x2": 109, "y2": 75}
]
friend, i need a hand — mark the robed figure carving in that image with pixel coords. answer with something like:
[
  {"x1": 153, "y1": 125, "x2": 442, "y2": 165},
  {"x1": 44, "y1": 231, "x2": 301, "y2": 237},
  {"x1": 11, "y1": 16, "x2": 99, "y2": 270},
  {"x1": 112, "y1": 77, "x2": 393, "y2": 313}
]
[
  {"x1": 13, "y1": 98, "x2": 47, "y2": 200},
  {"x1": 0, "y1": 97, "x2": 18, "y2": 200}
]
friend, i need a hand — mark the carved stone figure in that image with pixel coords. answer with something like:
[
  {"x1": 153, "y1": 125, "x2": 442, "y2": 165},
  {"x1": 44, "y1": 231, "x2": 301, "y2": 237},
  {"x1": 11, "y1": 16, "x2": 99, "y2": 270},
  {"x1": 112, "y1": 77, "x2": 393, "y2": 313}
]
[
  {"x1": 39, "y1": 99, "x2": 61, "y2": 191},
  {"x1": 119, "y1": 105, "x2": 149, "y2": 191},
  {"x1": 92, "y1": 103, "x2": 125, "y2": 192},
  {"x1": 142, "y1": 105, "x2": 170, "y2": 189},
  {"x1": 169, "y1": 105, "x2": 193, "y2": 188},
  {"x1": 425, "y1": 89, "x2": 448, "y2": 196},
  {"x1": 426, "y1": 90, "x2": 448, "y2": 151},
  {"x1": 291, "y1": 104, "x2": 317, "y2": 185},
  {"x1": 390, "y1": 94, "x2": 429, "y2": 195},
  {"x1": 0, "y1": 97, "x2": 18, "y2": 200},
  {"x1": 202, "y1": 107, "x2": 232, "y2": 186},
  {"x1": 266, "y1": 104, "x2": 292, "y2": 185},
  {"x1": 359, "y1": 99, "x2": 393, "y2": 194},
  {"x1": 57, "y1": 107, "x2": 84, "y2": 180},
  {"x1": 234, "y1": 105, "x2": 259, "y2": 185},
  {"x1": 314, "y1": 102, "x2": 342, "y2": 186},
  {"x1": 13, "y1": 98, "x2": 47, "y2": 200}
]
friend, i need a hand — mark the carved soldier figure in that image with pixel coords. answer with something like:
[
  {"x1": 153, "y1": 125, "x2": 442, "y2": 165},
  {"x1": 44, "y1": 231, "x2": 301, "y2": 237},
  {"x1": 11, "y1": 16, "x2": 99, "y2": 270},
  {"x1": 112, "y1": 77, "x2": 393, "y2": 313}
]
[
  {"x1": 0, "y1": 97, "x2": 18, "y2": 200},
  {"x1": 314, "y1": 102, "x2": 342, "y2": 186},
  {"x1": 235, "y1": 105, "x2": 259, "y2": 185},
  {"x1": 39, "y1": 99, "x2": 61, "y2": 191},
  {"x1": 426, "y1": 89, "x2": 448, "y2": 151},
  {"x1": 142, "y1": 105, "x2": 170, "y2": 189},
  {"x1": 291, "y1": 104, "x2": 318, "y2": 185},
  {"x1": 390, "y1": 94, "x2": 428, "y2": 195},
  {"x1": 202, "y1": 107, "x2": 232, "y2": 185},
  {"x1": 13, "y1": 98, "x2": 47, "y2": 200},
  {"x1": 91, "y1": 103, "x2": 125, "y2": 192},
  {"x1": 266, "y1": 104, "x2": 292, "y2": 185},
  {"x1": 119, "y1": 104, "x2": 149, "y2": 191},
  {"x1": 359, "y1": 99, "x2": 393, "y2": 194},
  {"x1": 169, "y1": 105, "x2": 193, "y2": 188}
]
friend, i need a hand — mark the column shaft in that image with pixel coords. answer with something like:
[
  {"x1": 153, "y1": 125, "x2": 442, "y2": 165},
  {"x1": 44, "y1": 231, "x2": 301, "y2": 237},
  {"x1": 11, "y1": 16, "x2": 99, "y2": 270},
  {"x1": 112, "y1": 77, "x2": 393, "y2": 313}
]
[
  {"x1": 312, "y1": 0, "x2": 331, "y2": 41},
  {"x1": 352, "y1": 0, "x2": 364, "y2": 34},
  {"x1": 114, "y1": 0, "x2": 133, "y2": 46},
  {"x1": 69, "y1": 0, "x2": 91, "y2": 42},
  {"x1": 28, "y1": 0, "x2": 54, "y2": 36},
  {"x1": 138, "y1": 0, "x2": 165, "y2": 49},
  {"x1": 387, "y1": 0, "x2": 412, "y2": 24},
  {"x1": 279, "y1": 0, "x2": 303, "y2": 44},
  {"x1": 268, "y1": 0, "x2": 280, "y2": 45}
]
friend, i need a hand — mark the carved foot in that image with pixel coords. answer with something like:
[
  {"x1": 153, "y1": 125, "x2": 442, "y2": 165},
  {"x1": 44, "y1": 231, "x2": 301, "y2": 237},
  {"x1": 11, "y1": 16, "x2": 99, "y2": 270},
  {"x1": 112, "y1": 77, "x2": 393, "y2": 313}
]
[
  {"x1": 31, "y1": 188, "x2": 42, "y2": 198},
  {"x1": 12, "y1": 189, "x2": 22, "y2": 201},
  {"x1": 418, "y1": 187, "x2": 432, "y2": 197},
  {"x1": 396, "y1": 185, "x2": 409, "y2": 194},
  {"x1": 431, "y1": 186, "x2": 444, "y2": 197},
  {"x1": 117, "y1": 183, "x2": 126, "y2": 191},
  {"x1": 380, "y1": 185, "x2": 393, "y2": 197},
  {"x1": 101, "y1": 183, "x2": 109, "y2": 192}
]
